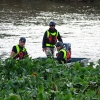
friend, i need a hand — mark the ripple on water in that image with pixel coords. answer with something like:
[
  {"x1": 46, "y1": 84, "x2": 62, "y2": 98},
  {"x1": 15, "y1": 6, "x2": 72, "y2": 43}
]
[{"x1": 0, "y1": 1, "x2": 100, "y2": 64}]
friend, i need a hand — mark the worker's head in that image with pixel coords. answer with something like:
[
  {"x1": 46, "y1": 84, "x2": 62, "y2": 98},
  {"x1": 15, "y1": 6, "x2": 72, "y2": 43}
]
[
  {"x1": 49, "y1": 21, "x2": 56, "y2": 30},
  {"x1": 56, "y1": 41, "x2": 63, "y2": 51},
  {"x1": 19, "y1": 37, "x2": 26, "y2": 47}
]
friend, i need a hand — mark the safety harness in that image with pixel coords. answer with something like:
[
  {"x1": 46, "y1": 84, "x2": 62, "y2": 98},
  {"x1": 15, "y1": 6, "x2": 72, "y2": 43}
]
[
  {"x1": 46, "y1": 30, "x2": 58, "y2": 47},
  {"x1": 14, "y1": 45, "x2": 27, "y2": 59}
]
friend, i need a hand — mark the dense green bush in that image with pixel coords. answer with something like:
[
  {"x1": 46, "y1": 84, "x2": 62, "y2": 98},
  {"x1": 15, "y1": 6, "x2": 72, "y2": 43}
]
[{"x1": 0, "y1": 57, "x2": 100, "y2": 100}]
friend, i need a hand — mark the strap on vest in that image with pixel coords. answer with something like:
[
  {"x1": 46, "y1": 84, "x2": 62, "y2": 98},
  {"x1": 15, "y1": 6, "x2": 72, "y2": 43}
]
[{"x1": 16, "y1": 45, "x2": 20, "y2": 53}]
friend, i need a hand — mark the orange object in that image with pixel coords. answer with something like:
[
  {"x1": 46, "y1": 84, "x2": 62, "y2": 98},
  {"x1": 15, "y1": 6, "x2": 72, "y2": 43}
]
[{"x1": 67, "y1": 50, "x2": 71, "y2": 60}]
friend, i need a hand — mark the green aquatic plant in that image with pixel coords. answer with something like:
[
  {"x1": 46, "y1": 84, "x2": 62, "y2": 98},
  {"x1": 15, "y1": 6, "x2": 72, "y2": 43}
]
[{"x1": 0, "y1": 57, "x2": 100, "y2": 99}]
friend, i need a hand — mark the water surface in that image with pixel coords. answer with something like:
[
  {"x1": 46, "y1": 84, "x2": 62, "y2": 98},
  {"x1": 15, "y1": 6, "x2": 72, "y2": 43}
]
[{"x1": 0, "y1": 1, "x2": 100, "y2": 63}]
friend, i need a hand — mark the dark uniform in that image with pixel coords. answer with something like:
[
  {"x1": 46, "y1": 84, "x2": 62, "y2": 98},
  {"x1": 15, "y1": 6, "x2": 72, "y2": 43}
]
[
  {"x1": 42, "y1": 28, "x2": 63, "y2": 48},
  {"x1": 42, "y1": 21, "x2": 63, "y2": 57}
]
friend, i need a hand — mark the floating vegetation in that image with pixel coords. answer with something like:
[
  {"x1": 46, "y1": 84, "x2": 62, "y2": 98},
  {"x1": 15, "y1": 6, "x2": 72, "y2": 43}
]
[{"x1": 0, "y1": 57, "x2": 100, "y2": 99}]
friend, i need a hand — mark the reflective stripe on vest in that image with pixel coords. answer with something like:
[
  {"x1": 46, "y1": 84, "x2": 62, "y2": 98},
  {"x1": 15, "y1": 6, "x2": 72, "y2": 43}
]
[
  {"x1": 46, "y1": 30, "x2": 58, "y2": 47},
  {"x1": 46, "y1": 44, "x2": 55, "y2": 47},
  {"x1": 59, "y1": 49, "x2": 67, "y2": 59}
]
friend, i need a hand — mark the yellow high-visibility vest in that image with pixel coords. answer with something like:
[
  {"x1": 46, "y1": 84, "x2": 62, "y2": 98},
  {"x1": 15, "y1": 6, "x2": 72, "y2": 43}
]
[
  {"x1": 46, "y1": 30, "x2": 58, "y2": 47},
  {"x1": 16, "y1": 45, "x2": 26, "y2": 53},
  {"x1": 59, "y1": 49, "x2": 67, "y2": 59},
  {"x1": 13, "y1": 45, "x2": 26, "y2": 58}
]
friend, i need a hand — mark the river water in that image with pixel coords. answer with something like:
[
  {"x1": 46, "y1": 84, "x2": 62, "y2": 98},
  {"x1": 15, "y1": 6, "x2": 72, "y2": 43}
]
[{"x1": 0, "y1": 0, "x2": 100, "y2": 64}]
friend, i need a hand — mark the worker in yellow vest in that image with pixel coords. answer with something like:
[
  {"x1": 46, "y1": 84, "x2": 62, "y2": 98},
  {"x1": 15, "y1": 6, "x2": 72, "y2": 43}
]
[
  {"x1": 42, "y1": 21, "x2": 63, "y2": 57},
  {"x1": 56, "y1": 42, "x2": 67, "y2": 64},
  {"x1": 10, "y1": 37, "x2": 28, "y2": 60}
]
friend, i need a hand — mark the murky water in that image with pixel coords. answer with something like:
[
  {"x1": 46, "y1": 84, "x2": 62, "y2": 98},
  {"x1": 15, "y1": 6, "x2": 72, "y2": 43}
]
[{"x1": 0, "y1": 0, "x2": 100, "y2": 63}]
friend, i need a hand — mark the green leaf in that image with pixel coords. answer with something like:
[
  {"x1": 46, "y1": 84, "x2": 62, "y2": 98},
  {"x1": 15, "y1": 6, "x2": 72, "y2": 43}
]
[
  {"x1": 5, "y1": 93, "x2": 21, "y2": 100},
  {"x1": 64, "y1": 94, "x2": 73, "y2": 100},
  {"x1": 38, "y1": 84, "x2": 44, "y2": 93},
  {"x1": 0, "y1": 97, "x2": 4, "y2": 100}
]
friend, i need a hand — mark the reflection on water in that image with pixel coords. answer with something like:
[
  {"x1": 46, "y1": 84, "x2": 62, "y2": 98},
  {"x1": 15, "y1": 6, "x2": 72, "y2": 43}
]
[{"x1": 0, "y1": 0, "x2": 100, "y2": 63}]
